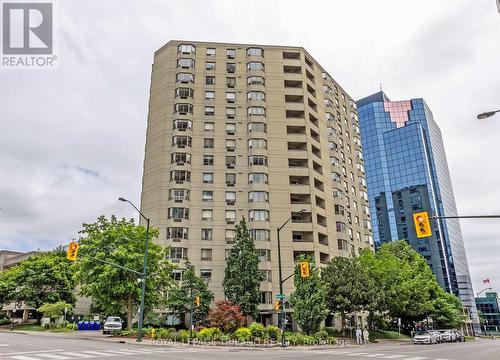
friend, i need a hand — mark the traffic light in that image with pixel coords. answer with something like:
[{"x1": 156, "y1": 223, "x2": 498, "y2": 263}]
[
  {"x1": 274, "y1": 300, "x2": 281, "y2": 312},
  {"x1": 299, "y1": 261, "x2": 310, "y2": 278},
  {"x1": 194, "y1": 296, "x2": 201, "y2": 308},
  {"x1": 66, "y1": 241, "x2": 79, "y2": 261},
  {"x1": 413, "y1": 211, "x2": 432, "y2": 238}
]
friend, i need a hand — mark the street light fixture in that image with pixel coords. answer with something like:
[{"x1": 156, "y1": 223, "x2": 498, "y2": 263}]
[
  {"x1": 276, "y1": 208, "x2": 307, "y2": 347},
  {"x1": 118, "y1": 197, "x2": 150, "y2": 343},
  {"x1": 477, "y1": 110, "x2": 500, "y2": 119}
]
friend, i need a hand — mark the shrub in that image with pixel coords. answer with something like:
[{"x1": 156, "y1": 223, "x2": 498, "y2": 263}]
[
  {"x1": 233, "y1": 327, "x2": 252, "y2": 342},
  {"x1": 220, "y1": 334, "x2": 231, "y2": 341},
  {"x1": 178, "y1": 329, "x2": 190, "y2": 343},
  {"x1": 324, "y1": 327, "x2": 341, "y2": 337},
  {"x1": 207, "y1": 300, "x2": 245, "y2": 333},
  {"x1": 249, "y1": 322, "x2": 265, "y2": 340},
  {"x1": 0, "y1": 318, "x2": 11, "y2": 326},
  {"x1": 265, "y1": 325, "x2": 280, "y2": 341},
  {"x1": 313, "y1": 329, "x2": 329, "y2": 341},
  {"x1": 197, "y1": 327, "x2": 221, "y2": 341},
  {"x1": 66, "y1": 323, "x2": 77, "y2": 331}
]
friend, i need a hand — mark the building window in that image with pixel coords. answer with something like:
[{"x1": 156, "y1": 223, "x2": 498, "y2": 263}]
[
  {"x1": 201, "y1": 249, "x2": 212, "y2": 261},
  {"x1": 337, "y1": 239, "x2": 348, "y2": 251},
  {"x1": 201, "y1": 228, "x2": 212, "y2": 241},
  {"x1": 247, "y1": 122, "x2": 266, "y2": 133},
  {"x1": 172, "y1": 136, "x2": 192, "y2": 147},
  {"x1": 170, "y1": 170, "x2": 191, "y2": 183},
  {"x1": 202, "y1": 190, "x2": 213, "y2": 202},
  {"x1": 226, "y1": 123, "x2": 236, "y2": 135},
  {"x1": 206, "y1": 76, "x2": 215, "y2": 85},
  {"x1": 247, "y1": 48, "x2": 264, "y2": 57},
  {"x1": 226, "y1": 77, "x2": 236, "y2": 88},
  {"x1": 247, "y1": 106, "x2": 266, "y2": 116},
  {"x1": 169, "y1": 188, "x2": 190, "y2": 201},
  {"x1": 206, "y1": 48, "x2": 216, "y2": 56},
  {"x1": 176, "y1": 73, "x2": 194, "y2": 84},
  {"x1": 206, "y1": 62, "x2": 216, "y2": 70},
  {"x1": 226, "y1": 107, "x2": 236, "y2": 118},
  {"x1": 226, "y1": 48, "x2": 236, "y2": 59},
  {"x1": 177, "y1": 58, "x2": 195, "y2": 69},
  {"x1": 261, "y1": 270, "x2": 272, "y2": 282},
  {"x1": 204, "y1": 122, "x2": 214, "y2": 132},
  {"x1": 200, "y1": 269, "x2": 212, "y2": 283},
  {"x1": 248, "y1": 191, "x2": 269, "y2": 202},
  {"x1": 171, "y1": 152, "x2": 191, "y2": 164},
  {"x1": 226, "y1": 63, "x2": 236, "y2": 73},
  {"x1": 248, "y1": 138, "x2": 267, "y2": 149},
  {"x1": 168, "y1": 207, "x2": 189, "y2": 220},
  {"x1": 226, "y1": 156, "x2": 236, "y2": 169},
  {"x1": 178, "y1": 44, "x2": 195, "y2": 54},
  {"x1": 204, "y1": 138, "x2": 214, "y2": 149},
  {"x1": 248, "y1": 172, "x2": 268, "y2": 184},
  {"x1": 175, "y1": 87, "x2": 194, "y2": 99},
  {"x1": 205, "y1": 106, "x2": 215, "y2": 116},
  {"x1": 203, "y1": 155, "x2": 214, "y2": 166},
  {"x1": 225, "y1": 229, "x2": 235, "y2": 242},
  {"x1": 247, "y1": 76, "x2": 265, "y2": 86},
  {"x1": 249, "y1": 209, "x2": 269, "y2": 221},
  {"x1": 248, "y1": 155, "x2": 267, "y2": 166},
  {"x1": 247, "y1": 91, "x2": 265, "y2": 101},
  {"x1": 173, "y1": 119, "x2": 192, "y2": 130},
  {"x1": 166, "y1": 227, "x2": 188, "y2": 240},
  {"x1": 202, "y1": 209, "x2": 213, "y2": 221},
  {"x1": 226, "y1": 139, "x2": 236, "y2": 151},
  {"x1": 251, "y1": 229, "x2": 270, "y2": 241},
  {"x1": 225, "y1": 191, "x2": 236, "y2": 205},
  {"x1": 226, "y1": 92, "x2": 236, "y2": 103},
  {"x1": 247, "y1": 62, "x2": 264, "y2": 71},
  {"x1": 170, "y1": 247, "x2": 188, "y2": 260},
  {"x1": 258, "y1": 249, "x2": 271, "y2": 262},
  {"x1": 226, "y1": 173, "x2": 236, "y2": 186},
  {"x1": 174, "y1": 103, "x2": 193, "y2": 114},
  {"x1": 202, "y1": 172, "x2": 213, "y2": 184},
  {"x1": 205, "y1": 91, "x2": 215, "y2": 101},
  {"x1": 225, "y1": 210, "x2": 236, "y2": 223}
]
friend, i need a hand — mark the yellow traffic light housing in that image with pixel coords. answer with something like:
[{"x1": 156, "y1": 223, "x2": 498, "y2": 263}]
[
  {"x1": 299, "y1": 261, "x2": 310, "y2": 278},
  {"x1": 274, "y1": 300, "x2": 281, "y2": 312},
  {"x1": 66, "y1": 241, "x2": 79, "y2": 261},
  {"x1": 413, "y1": 211, "x2": 432, "y2": 238},
  {"x1": 194, "y1": 296, "x2": 201, "y2": 308}
]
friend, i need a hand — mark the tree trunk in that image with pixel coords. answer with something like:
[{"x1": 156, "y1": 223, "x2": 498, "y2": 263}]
[{"x1": 127, "y1": 295, "x2": 133, "y2": 331}]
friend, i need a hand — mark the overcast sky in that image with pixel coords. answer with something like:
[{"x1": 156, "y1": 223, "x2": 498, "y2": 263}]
[{"x1": 1, "y1": 0, "x2": 499, "y2": 294}]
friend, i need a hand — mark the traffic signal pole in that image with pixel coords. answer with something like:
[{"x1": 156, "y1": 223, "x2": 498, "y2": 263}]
[{"x1": 431, "y1": 215, "x2": 500, "y2": 219}]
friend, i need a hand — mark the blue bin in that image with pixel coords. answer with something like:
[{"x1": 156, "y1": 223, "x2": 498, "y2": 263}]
[
  {"x1": 77, "y1": 321, "x2": 84, "y2": 331},
  {"x1": 83, "y1": 321, "x2": 90, "y2": 330},
  {"x1": 89, "y1": 321, "x2": 95, "y2": 330},
  {"x1": 95, "y1": 321, "x2": 101, "y2": 330}
]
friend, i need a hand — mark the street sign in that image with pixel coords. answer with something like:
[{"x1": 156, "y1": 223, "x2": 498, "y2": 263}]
[{"x1": 276, "y1": 293, "x2": 286, "y2": 299}]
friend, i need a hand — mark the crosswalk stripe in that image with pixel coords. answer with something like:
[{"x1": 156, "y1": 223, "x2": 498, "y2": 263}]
[
  {"x1": 403, "y1": 358, "x2": 427, "y2": 360},
  {"x1": 346, "y1": 353, "x2": 371, "y2": 356},
  {"x1": 101, "y1": 350, "x2": 148, "y2": 355},
  {"x1": 57, "y1": 352, "x2": 95, "y2": 358},
  {"x1": 79, "y1": 351, "x2": 116, "y2": 357},
  {"x1": 382, "y1": 356, "x2": 407, "y2": 359},
  {"x1": 10, "y1": 356, "x2": 42, "y2": 360},
  {"x1": 36, "y1": 354, "x2": 72, "y2": 360},
  {"x1": 365, "y1": 354, "x2": 388, "y2": 357}
]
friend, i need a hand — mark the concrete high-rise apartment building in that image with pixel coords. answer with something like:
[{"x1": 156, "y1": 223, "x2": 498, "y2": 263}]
[
  {"x1": 140, "y1": 40, "x2": 374, "y2": 324},
  {"x1": 357, "y1": 91, "x2": 480, "y2": 334}
]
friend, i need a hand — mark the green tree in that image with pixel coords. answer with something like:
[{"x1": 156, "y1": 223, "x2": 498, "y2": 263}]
[
  {"x1": 167, "y1": 261, "x2": 214, "y2": 326},
  {"x1": 7, "y1": 250, "x2": 76, "y2": 324},
  {"x1": 289, "y1": 255, "x2": 328, "y2": 334},
  {"x1": 431, "y1": 290, "x2": 466, "y2": 329},
  {"x1": 0, "y1": 270, "x2": 16, "y2": 310},
  {"x1": 223, "y1": 217, "x2": 263, "y2": 321},
  {"x1": 322, "y1": 256, "x2": 378, "y2": 334},
  {"x1": 76, "y1": 215, "x2": 175, "y2": 330},
  {"x1": 38, "y1": 301, "x2": 73, "y2": 322}
]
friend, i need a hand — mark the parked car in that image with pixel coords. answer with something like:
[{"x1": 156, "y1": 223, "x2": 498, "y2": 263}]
[
  {"x1": 454, "y1": 330, "x2": 465, "y2": 342},
  {"x1": 103, "y1": 316, "x2": 123, "y2": 334},
  {"x1": 413, "y1": 330, "x2": 438, "y2": 344},
  {"x1": 439, "y1": 329, "x2": 457, "y2": 342},
  {"x1": 428, "y1": 330, "x2": 443, "y2": 343}
]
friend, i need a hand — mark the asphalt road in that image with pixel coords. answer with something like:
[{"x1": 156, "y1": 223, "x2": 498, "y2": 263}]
[{"x1": 0, "y1": 331, "x2": 498, "y2": 360}]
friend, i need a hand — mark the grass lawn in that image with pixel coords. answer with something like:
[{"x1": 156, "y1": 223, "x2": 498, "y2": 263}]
[
  {"x1": 12, "y1": 324, "x2": 74, "y2": 332},
  {"x1": 371, "y1": 330, "x2": 410, "y2": 340}
]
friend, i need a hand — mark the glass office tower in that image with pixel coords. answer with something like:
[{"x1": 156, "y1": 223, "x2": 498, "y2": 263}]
[{"x1": 357, "y1": 91, "x2": 480, "y2": 334}]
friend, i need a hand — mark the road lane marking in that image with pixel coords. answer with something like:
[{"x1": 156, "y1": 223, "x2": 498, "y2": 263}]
[
  {"x1": 403, "y1": 358, "x2": 427, "y2": 360},
  {"x1": 36, "y1": 354, "x2": 72, "y2": 360},
  {"x1": 56, "y1": 353, "x2": 95, "y2": 358},
  {"x1": 365, "y1": 354, "x2": 388, "y2": 357},
  {"x1": 79, "y1": 351, "x2": 116, "y2": 357},
  {"x1": 346, "y1": 353, "x2": 371, "y2": 356},
  {"x1": 381, "y1": 356, "x2": 408, "y2": 359},
  {"x1": 0, "y1": 350, "x2": 64, "y2": 357},
  {"x1": 10, "y1": 356, "x2": 42, "y2": 360}
]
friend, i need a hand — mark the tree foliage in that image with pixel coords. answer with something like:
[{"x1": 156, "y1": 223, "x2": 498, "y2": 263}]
[
  {"x1": 167, "y1": 261, "x2": 214, "y2": 326},
  {"x1": 223, "y1": 217, "x2": 263, "y2": 320},
  {"x1": 75, "y1": 215, "x2": 175, "y2": 330},
  {"x1": 207, "y1": 300, "x2": 245, "y2": 333},
  {"x1": 289, "y1": 255, "x2": 328, "y2": 335},
  {"x1": 1, "y1": 250, "x2": 76, "y2": 323},
  {"x1": 38, "y1": 301, "x2": 73, "y2": 321}
]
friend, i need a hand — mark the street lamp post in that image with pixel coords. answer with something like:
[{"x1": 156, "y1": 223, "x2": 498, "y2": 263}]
[
  {"x1": 477, "y1": 109, "x2": 500, "y2": 119},
  {"x1": 276, "y1": 208, "x2": 306, "y2": 348},
  {"x1": 119, "y1": 197, "x2": 150, "y2": 343}
]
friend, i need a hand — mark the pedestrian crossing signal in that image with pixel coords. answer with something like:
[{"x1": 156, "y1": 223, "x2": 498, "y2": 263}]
[
  {"x1": 299, "y1": 261, "x2": 310, "y2": 278},
  {"x1": 413, "y1": 211, "x2": 432, "y2": 238},
  {"x1": 274, "y1": 300, "x2": 281, "y2": 312},
  {"x1": 194, "y1": 296, "x2": 201, "y2": 307},
  {"x1": 66, "y1": 241, "x2": 79, "y2": 261}
]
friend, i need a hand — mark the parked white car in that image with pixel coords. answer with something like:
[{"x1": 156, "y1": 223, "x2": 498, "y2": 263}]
[
  {"x1": 439, "y1": 329, "x2": 457, "y2": 342},
  {"x1": 413, "y1": 330, "x2": 438, "y2": 344},
  {"x1": 102, "y1": 316, "x2": 123, "y2": 334}
]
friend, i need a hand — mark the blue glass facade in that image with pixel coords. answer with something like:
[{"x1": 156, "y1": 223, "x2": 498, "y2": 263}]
[{"x1": 357, "y1": 91, "x2": 480, "y2": 332}]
